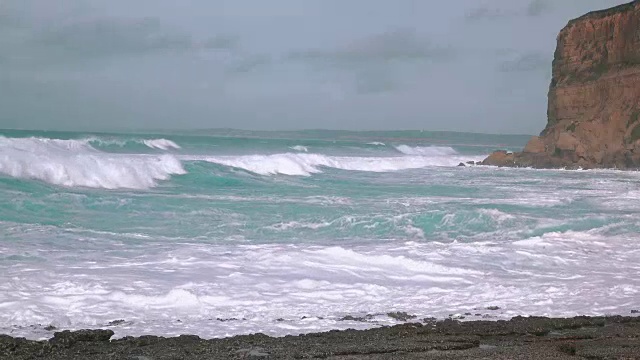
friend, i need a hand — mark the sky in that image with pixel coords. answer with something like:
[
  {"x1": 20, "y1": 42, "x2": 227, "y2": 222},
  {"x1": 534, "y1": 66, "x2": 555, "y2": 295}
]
[{"x1": 0, "y1": 0, "x2": 629, "y2": 134}]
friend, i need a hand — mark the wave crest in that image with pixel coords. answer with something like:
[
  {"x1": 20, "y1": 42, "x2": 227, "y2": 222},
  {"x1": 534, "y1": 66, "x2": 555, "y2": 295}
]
[
  {"x1": 189, "y1": 151, "x2": 475, "y2": 176},
  {"x1": 0, "y1": 137, "x2": 185, "y2": 189},
  {"x1": 395, "y1": 145, "x2": 458, "y2": 156},
  {"x1": 289, "y1": 145, "x2": 309, "y2": 152},
  {"x1": 86, "y1": 137, "x2": 181, "y2": 151},
  {"x1": 142, "y1": 139, "x2": 181, "y2": 150}
]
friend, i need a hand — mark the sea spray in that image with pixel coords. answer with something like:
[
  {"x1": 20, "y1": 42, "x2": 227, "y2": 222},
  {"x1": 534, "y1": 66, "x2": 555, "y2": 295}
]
[{"x1": 0, "y1": 136, "x2": 185, "y2": 189}]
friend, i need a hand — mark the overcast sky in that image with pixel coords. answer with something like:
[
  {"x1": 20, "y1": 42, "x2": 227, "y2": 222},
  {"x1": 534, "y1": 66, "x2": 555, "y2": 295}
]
[{"x1": 0, "y1": 0, "x2": 628, "y2": 133}]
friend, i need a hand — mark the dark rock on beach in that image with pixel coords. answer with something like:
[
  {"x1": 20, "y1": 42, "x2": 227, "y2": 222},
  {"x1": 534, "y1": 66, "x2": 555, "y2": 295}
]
[
  {"x1": 339, "y1": 314, "x2": 377, "y2": 322},
  {"x1": 2, "y1": 316, "x2": 640, "y2": 359},
  {"x1": 386, "y1": 312, "x2": 417, "y2": 321}
]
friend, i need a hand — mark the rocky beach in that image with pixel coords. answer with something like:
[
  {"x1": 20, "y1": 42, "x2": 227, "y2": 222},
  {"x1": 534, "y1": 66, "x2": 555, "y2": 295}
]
[{"x1": 2, "y1": 316, "x2": 640, "y2": 359}]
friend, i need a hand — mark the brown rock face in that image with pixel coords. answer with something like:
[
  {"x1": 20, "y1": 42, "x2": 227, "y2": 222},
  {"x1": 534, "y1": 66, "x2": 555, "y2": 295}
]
[
  {"x1": 482, "y1": 150, "x2": 515, "y2": 166},
  {"x1": 485, "y1": 1, "x2": 640, "y2": 169},
  {"x1": 523, "y1": 136, "x2": 545, "y2": 153}
]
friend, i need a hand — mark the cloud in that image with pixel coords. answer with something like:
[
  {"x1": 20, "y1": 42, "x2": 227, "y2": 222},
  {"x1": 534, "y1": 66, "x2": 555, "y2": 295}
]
[
  {"x1": 0, "y1": 12, "x2": 246, "y2": 72},
  {"x1": 35, "y1": 18, "x2": 194, "y2": 59},
  {"x1": 498, "y1": 51, "x2": 550, "y2": 72},
  {"x1": 287, "y1": 29, "x2": 453, "y2": 94},
  {"x1": 352, "y1": 68, "x2": 396, "y2": 94},
  {"x1": 465, "y1": 7, "x2": 506, "y2": 22},
  {"x1": 526, "y1": 0, "x2": 552, "y2": 17},
  {"x1": 465, "y1": 0, "x2": 552, "y2": 22},
  {"x1": 290, "y1": 29, "x2": 453, "y2": 64},
  {"x1": 0, "y1": 15, "x2": 277, "y2": 95},
  {"x1": 227, "y1": 54, "x2": 272, "y2": 74},
  {"x1": 202, "y1": 34, "x2": 241, "y2": 51},
  {"x1": 1, "y1": 0, "x2": 630, "y2": 133}
]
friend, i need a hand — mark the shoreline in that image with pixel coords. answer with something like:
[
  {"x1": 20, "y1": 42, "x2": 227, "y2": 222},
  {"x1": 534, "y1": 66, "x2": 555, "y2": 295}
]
[{"x1": 2, "y1": 315, "x2": 640, "y2": 359}]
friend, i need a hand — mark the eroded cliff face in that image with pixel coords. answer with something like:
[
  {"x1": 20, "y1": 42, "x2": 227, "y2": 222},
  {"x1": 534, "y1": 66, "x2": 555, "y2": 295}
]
[{"x1": 485, "y1": 1, "x2": 640, "y2": 169}]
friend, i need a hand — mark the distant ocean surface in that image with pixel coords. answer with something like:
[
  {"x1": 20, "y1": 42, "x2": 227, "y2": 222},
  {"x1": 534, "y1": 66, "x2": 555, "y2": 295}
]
[{"x1": 1, "y1": 129, "x2": 639, "y2": 340}]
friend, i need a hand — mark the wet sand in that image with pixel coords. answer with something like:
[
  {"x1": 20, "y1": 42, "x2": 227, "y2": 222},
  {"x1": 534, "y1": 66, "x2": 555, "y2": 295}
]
[{"x1": 2, "y1": 316, "x2": 640, "y2": 359}]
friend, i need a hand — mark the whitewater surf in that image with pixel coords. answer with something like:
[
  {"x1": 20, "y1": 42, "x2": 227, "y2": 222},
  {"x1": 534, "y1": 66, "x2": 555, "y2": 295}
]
[{"x1": 1, "y1": 129, "x2": 638, "y2": 341}]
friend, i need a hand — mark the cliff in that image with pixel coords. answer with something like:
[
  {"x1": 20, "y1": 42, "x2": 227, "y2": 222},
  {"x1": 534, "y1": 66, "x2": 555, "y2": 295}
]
[{"x1": 484, "y1": 0, "x2": 640, "y2": 169}]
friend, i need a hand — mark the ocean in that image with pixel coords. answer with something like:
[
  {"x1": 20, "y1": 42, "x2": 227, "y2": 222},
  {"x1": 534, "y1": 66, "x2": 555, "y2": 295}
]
[{"x1": 1, "y1": 129, "x2": 639, "y2": 340}]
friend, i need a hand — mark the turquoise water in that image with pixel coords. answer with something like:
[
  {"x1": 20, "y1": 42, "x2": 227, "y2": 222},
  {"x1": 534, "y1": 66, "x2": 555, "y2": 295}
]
[{"x1": 1, "y1": 129, "x2": 639, "y2": 340}]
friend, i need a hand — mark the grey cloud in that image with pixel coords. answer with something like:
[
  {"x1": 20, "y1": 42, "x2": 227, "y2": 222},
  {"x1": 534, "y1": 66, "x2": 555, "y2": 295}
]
[
  {"x1": 227, "y1": 54, "x2": 272, "y2": 74},
  {"x1": 1, "y1": 14, "x2": 244, "y2": 70},
  {"x1": 353, "y1": 69, "x2": 396, "y2": 94},
  {"x1": 290, "y1": 29, "x2": 453, "y2": 64},
  {"x1": 202, "y1": 34, "x2": 240, "y2": 51},
  {"x1": 0, "y1": 0, "x2": 632, "y2": 133},
  {"x1": 36, "y1": 18, "x2": 194, "y2": 59},
  {"x1": 465, "y1": 7, "x2": 506, "y2": 22},
  {"x1": 287, "y1": 29, "x2": 452, "y2": 94},
  {"x1": 0, "y1": 13, "x2": 22, "y2": 29},
  {"x1": 526, "y1": 0, "x2": 552, "y2": 17},
  {"x1": 499, "y1": 52, "x2": 550, "y2": 72},
  {"x1": 466, "y1": 0, "x2": 551, "y2": 22}
]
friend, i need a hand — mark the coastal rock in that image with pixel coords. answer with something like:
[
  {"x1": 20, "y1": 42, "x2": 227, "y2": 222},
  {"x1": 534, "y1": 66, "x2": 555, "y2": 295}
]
[
  {"x1": 522, "y1": 136, "x2": 545, "y2": 154},
  {"x1": 387, "y1": 311, "x2": 417, "y2": 321},
  {"x1": 484, "y1": 1, "x2": 640, "y2": 169},
  {"x1": 2, "y1": 317, "x2": 640, "y2": 359},
  {"x1": 481, "y1": 150, "x2": 514, "y2": 166},
  {"x1": 49, "y1": 329, "x2": 114, "y2": 347}
]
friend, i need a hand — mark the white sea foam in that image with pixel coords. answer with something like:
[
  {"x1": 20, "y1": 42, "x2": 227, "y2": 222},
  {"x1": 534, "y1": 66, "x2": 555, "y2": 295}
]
[
  {"x1": 4, "y1": 131, "x2": 640, "y2": 342},
  {"x1": 395, "y1": 145, "x2": 458, "y2": 156},
  {"x1": 86, "y1": 137, "x2": 181, "y2": 151},
  {"x1": 2, "y1": 227, "x2": 639, "y2": 340},
  {"x1": 289, "y1": 145, "x2": 309, "y2": 152},
  {"x1": 0, "y1": 136, "x2": 185, "y2": 189},
  {"x1": 366, "y1": 142, "x2": 386, "y2": 146},
  {"x1": 189, "y1": 152, "x2": 475, "y2": 176},
  {"x1": 478, "y1": 209, "x2": 516, "y2": 223},
  {"x1": 83, "y1": 137, "x2": 128, "y2": 147},
  {"x1": 142, "y1": 139, "x2": 181, "y2": 150}
]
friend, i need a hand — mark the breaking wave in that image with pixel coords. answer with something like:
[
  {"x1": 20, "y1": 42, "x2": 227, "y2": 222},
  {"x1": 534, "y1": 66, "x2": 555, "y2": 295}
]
[
  {"x1": 188, "y1": 151, "x2": 475, "y2": 176},
  {"x1": 0, "y1": 136, "x2": 185, "y2": 189},
  {"x1": 142, "y1": 139, "x2": 181, "y2": 150},
  {"x1": 86, "y1": 137, "x2": 181, "y2": 151},
  {"x1": 0, "y1": 136, "x2": 480, "y2": 188},
  {"x1": 289, "y1": 145, "x2": 309, "y2": 152},
  {"x1": 395, "y1": 145, "x2": 458, "y2": 156}
]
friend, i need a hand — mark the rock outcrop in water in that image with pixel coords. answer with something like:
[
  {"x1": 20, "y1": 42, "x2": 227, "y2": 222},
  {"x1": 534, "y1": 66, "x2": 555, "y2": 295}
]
[{"x1": 484, "y1": 1, "x2": 640, "y2": 169}]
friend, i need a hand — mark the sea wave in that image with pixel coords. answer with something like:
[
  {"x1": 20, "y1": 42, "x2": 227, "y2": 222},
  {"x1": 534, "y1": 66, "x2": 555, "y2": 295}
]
[
  {"x1": 86, "y1": 137, "x2": 181, "y2": 151},
  {"x1": 289, "y1": 145, "x2": 309, "y2": 152},
  {"x1": 0, "y1": 136, "x2": 479, "y2": 188},
  {"x1": 187, "y1": 151, "x2": 475, "y2": 176},
  {"x1": 395, "y1": 145, "x2": 458, "y2": 156},
  {"x1": 142, "y1": 139, "x2": 181, "y2": 150},
  {"x1": 0, "y1": 136, "x2": 185, "y2": 189}
]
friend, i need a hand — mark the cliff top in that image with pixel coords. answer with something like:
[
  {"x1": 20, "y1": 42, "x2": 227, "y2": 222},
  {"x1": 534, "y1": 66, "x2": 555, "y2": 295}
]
[{"x1": 567, "y1": 1, "x2": 638, "y2": 26}]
